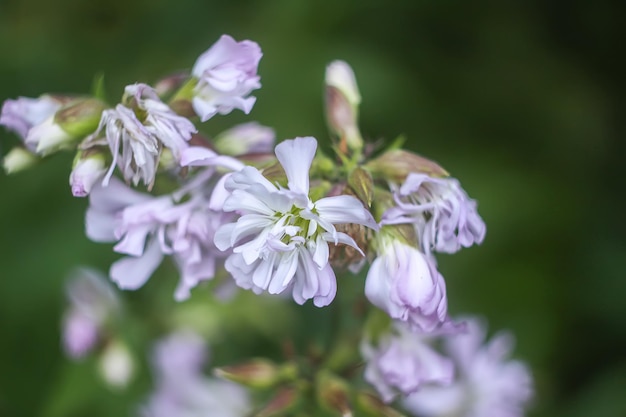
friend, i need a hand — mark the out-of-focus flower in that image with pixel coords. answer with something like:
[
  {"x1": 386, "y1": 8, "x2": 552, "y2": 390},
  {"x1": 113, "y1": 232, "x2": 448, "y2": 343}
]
[
  {"x1": 0, "y1": 95, "x2": 62, "y2": 142},
  {"x1": 365, "y1": 229, "x2": 448, "y2": 332},
  {"x1": 213, "y1": 122, "x2": 275, "y2": 156},
  {"x1": 191, "y1": 35, "x2": 262, "y2": 122},
  {"x1": 141, "y1": 330, "x2": 251, "y2": 417},
  {"x1": 383, "y1": 173, "x2": 486, "y2": 255},
  {"x1": 61, "y1": 268, "x2": 119, "y2": 359},
  {"x1": 69, "y1": 149, "x2": 107, "y2": 197},
  {"x1": 98, "y1": 340, "x2": 135, "y2": 389},
  {"x1": 402, "y1": 318, "x2": 533, "y2": 417},
  {"x1": 361, "y1": 322, "x2": 455, "y2": 403},
  {"x1": 92, "y1": 83, "x2": 196, "y2": 188},
  {"x1": 214, "y1": 136, "x2": 378, "y2": 307},
  {"x1": 86, "y1": 176, "x2": 231, "y2": 300}
]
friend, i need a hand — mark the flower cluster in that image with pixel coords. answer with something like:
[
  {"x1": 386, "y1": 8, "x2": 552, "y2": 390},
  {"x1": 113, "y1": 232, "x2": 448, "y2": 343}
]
[{"x1": 2, "y1": 36, "x2": 533, "y2": 416}]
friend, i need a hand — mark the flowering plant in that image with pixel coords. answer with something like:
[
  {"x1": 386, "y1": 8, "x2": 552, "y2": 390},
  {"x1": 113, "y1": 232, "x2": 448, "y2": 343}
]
[{"x1": 1, "y1": 35, "x2": 533, "y2": 416}]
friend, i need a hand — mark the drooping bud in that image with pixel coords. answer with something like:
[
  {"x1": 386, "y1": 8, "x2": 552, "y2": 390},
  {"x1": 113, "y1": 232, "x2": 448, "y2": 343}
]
[
  {"x1": 98, "y1": 340, "x2": 135, "y2": 389},
  {"x1": 316, "y1": 370, "x2": 353, "y2": 417},
  {"x1": 325, "y1": 60, "x2": 363, "y2": 153},
  {"x1": 256, "y1": 386, "x2": 301, "y2": 417},
  {"x1": 365, "y1": 149, "x2": 449, "y2": 183},
  {"x1": 27, "y1": 97, "x2": 106, "y2": 155},
  {"x1": 154, "y1": 72, "x2": 190, "y2": 99},
  {"x1": 69, "y1": 148, "x2": 107, "y2": 197},
  {"x1": 3, "y1": 147, "x2": 38, "y2": 174},
  {"x1": 215, "y1": 359, "x2": 297, "y2": 389}
]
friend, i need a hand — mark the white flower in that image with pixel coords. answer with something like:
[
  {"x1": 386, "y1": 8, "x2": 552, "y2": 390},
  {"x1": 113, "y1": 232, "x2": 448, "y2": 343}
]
[
  {"x1": 95, "y1": 83, "x2": 196, "y2": 188},
  {"x1": 214, "y1": 136, "x2": 378, "y2": 307}
]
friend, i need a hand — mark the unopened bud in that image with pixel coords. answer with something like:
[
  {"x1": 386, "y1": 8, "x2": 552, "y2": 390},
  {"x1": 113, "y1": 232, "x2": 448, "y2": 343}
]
[
  {"x1": 355, "y1": 392, "x2": 406, "y2": 417},
  {"x1": 215, "y1": 359, "x2": 296, "y2": 389},
  {"x1": 3, "y1": 147, "x2": 38, "y2": 174},
  {"x1": 154, "y1": 72, "x2": 190, "y2": 98},
  {"x1": 316, "y1": 370, "x2": 353, "y2": 417},
  {"x1": 256, "y1": 386, "x2": 301, "y2": 417},
  {"x1": 365, "y1": 149, "x2": 449, "y2": 183},
  {"x1": 326, "y1": 60, "x2": 361, "y2": 110},
  {"x1": 54, "y1": 98, "x2": 107, "y2": 137},
  {"x1": 98, "y1": 340, "x2": 135, "y2": 389},
  {"x1": 214, "y1": 122, "x2": 276, "y2": 156},
  {"x1": 325, "y1": 61, "x2": 363, "y2": 153},
  {"x1": 69, "y1": 149, "x2": 107, "y2": 197}
]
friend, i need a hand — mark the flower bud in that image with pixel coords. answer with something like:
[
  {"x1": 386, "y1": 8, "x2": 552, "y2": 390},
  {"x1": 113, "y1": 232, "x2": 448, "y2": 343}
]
[
  {"x1": 69, "y1": 149, "x2": 107, "y2": 197},
  {"x1": 365, "y1": 149, "x2": 449, "y2": 183},
  {"x1": 98, "y1": 340, "x2": 135, "y2": 389},
  {"x1": 316, "y1": 370, "x2": 353, "y2": 417},
  {"x1": 326, "y1": 60, "x2": 361, "y2": 111},
  {"x1": 154, "y1": 72, "x2": 190, "y2": 98},
  {"x1": 3, "y1": 147, "x2": 38, "y2": 174},
  {"x1": 55, "y1": 98, "x2": 107, "y2": 137},
  {"x1": 215, "y1": 359, "x2": 296, "y2": 389},
  {"x1": 325, "y1": 60, "x2": 363, "y2": 153}
]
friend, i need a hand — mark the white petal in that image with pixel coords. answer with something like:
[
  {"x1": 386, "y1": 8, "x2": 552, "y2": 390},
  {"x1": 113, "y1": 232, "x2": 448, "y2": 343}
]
[
  {"x1": 315, "y1": 195, "x2": 378, "y2": 229},
  {"x1": 274, "y1": 137, "x2": 317, "y2": 195}
]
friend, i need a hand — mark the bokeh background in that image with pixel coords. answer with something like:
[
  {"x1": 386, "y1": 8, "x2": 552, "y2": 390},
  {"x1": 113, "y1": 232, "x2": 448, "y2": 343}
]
[{"x1": 1, "y1": 0, "x2": 625, "y2": 416}]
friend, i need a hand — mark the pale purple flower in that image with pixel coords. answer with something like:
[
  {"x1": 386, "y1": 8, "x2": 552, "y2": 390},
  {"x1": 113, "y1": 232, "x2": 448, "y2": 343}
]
[
  {"x1": 361, "y1": 322, "x2": 455, "y2": 403},
  {"x1": 214, "y1": 137, "x2": 378, "y2": 307},
  {"x1": 86, "y1": 176, "x2": 229, "y2": 300},
  {"x1": 383, "y1": 173, "x2": 486, "y2": 255},
  {"x1": 403, "y1": 318, "x2": 533, "y2": 417},
  {"x1": 94, "y1": 83, "x2": 196, "y2": 188},
  {"x1": 191, "y1": 35, "x2": 262, "y2": 122},
  {"x1": 142, "y1": 330, "x2": 251, "y2": 417},
  {"x1": 365, "y1": 234, "x2": 448, "y2": 332},
  {"x1": 0, "y1": 95, "x2": 61, "y2": 143},
  {"x1": 61, "y1": 267, "x2": 119, "y2": 359}
]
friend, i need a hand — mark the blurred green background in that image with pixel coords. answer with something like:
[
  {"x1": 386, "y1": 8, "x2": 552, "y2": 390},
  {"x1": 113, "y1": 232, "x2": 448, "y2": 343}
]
[{"x1": 1, "y1": 0, "x2": 625, "y2": 416}]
